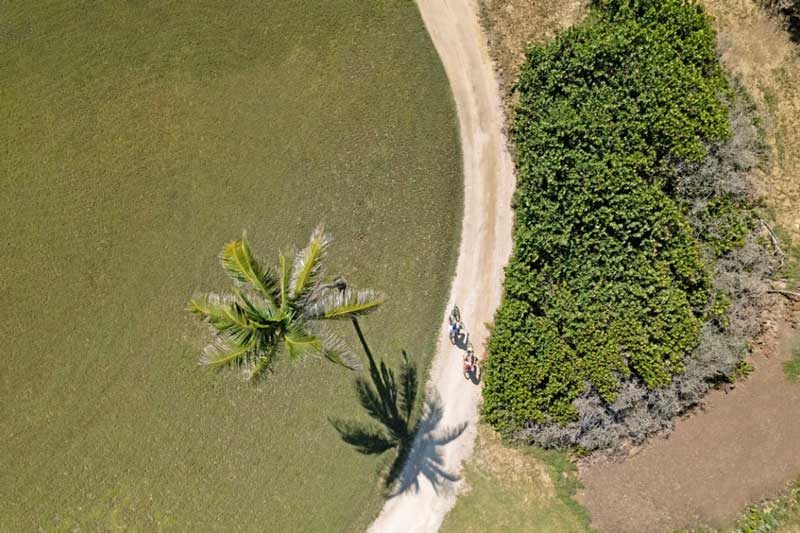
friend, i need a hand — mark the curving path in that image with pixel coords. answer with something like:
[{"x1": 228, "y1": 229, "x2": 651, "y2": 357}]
[{"x1": 368, "y1": 1, "x2": 515, "y2": 531}]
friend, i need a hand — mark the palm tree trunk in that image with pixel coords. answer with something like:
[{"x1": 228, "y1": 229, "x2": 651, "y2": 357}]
[
  {"x1": 351, "y1": 316, "x2": 406, "y2": 437},
  {"x1": 351, "y1": 317, "x2": 374, "y2": 363}
]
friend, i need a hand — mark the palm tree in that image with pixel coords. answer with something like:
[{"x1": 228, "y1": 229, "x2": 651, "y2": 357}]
[{"x1": 188, "y1": 225, "x2": 384, "y2": 381}]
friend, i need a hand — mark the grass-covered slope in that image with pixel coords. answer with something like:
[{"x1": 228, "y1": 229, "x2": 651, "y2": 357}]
[
  {"x1": 484, "y1": 0, "x2": 772, "y2": 447},
  {"x1": 0, "y1": 2, "x2": 461, "y2": 530}
]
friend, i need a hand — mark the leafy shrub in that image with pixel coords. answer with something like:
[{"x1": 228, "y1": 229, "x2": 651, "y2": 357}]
[{"x1": 483, "y1": 0, "x2": 776, "y2": 449}]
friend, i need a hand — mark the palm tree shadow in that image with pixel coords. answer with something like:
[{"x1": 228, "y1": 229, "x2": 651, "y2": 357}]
[
  {"x1": 330, "y1": 350, "x2": 465, "y2": 496},
  {"x1": 386, "y1": 390, "x2": 467, "y2": 497}
]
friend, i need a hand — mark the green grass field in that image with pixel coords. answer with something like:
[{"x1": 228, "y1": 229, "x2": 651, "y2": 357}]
[
  {"x1": 441, "y1": 426, "x2": 591, "y2": 533},
  {"x1": 0, "y1": 2, "x2": 461, "y2": 530}
]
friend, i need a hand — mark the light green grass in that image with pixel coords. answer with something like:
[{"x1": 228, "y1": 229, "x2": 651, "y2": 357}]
[
  {"x1": 773, "y1": 225, "x2": 800, "y2": 290},
  {"x1": 0, "y1": 2, "x2": 461, "y2": 530},
  {"x1": 441, "y1": 426, "x2": 592, "y2": 533},
  {"x1": 785, "y1": 345, "x2": 800, "y2": 382},
  {"x1": 733, "y1": 480, "x2": 800, "y2": 532}
]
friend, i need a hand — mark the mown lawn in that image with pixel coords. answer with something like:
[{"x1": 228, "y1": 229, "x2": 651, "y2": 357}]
[{"x1": 0, "y1": 2, "x2": 461, "y2": 530}]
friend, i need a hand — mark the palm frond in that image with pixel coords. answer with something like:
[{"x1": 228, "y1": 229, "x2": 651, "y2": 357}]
[
  {"x1": 305, "y1": 288, "x2": 385, "y2": 320},
  {"x1": 329, "y1": 419, "x2": 396, "y2": 455},
  {"x1": 233, "y1": 288, "x2": 283, "y2": 329},
  {"x1": 283, "y1": 326, "x2": 323, "y2": 363},
  {"x1": 190, "y1": 225, "x2": 381, "y2": 383},
  {"x1": 220, "y1": 234, "x2": 280, "y2": 305},
  {"x1": 278, "y1": 252, "x2": 291, "y2": 311},
  {"x1": 200, "y1": 336, "x2": 252, "y2": 369},
  {"x1": 290, "y1": 225, "x2": 331, "y2": 301},
  {"x1": 188, "y1": 293, "x2": 255, "y2": 342},
  {"x1": 248, "y1": 351, "x2": 275, "y2": 382},
  {"x1": 188, "y1": 292, "x2": 236, "y2": 321},
  {"x1": 316, "y1": 325, "x2": 362, "y2": 371}
]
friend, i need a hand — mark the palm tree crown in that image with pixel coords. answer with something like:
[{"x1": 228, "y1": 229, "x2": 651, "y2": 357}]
[{"x1": 189, "y1": 225, "x2": 384, "y2": 381}]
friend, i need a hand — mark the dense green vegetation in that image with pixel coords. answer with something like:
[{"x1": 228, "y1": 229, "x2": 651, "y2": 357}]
[
  {"x1": 0, "y1": 1, "x2": 461, "y2": 530},
  {"x1": 484, "y1": 0, "x2": 773, "y2": 448}
]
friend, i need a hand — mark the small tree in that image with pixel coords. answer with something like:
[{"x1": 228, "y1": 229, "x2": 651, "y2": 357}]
[{"x1": 189, "y1": 225, "x2": 384, "y2": 381}]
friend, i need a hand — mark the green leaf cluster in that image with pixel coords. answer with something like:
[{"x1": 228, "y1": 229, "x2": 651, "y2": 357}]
[
  {"x1": 188, "y1": 226, "x2": 384, "y2": 381},
  {"x1": 483, "y1": 0, "x2": 733, "y2": 429},
  {"x1": 697, "y1": 195, "x2": 757, "y2": 257}
]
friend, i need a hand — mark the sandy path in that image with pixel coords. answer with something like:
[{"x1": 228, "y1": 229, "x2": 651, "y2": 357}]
[
  {"x1": 577, "y1": 320, "x2": 800, "y2": 532},
  {"x1": 367, "y1": 1, "x2": 515, "y2": 531}
]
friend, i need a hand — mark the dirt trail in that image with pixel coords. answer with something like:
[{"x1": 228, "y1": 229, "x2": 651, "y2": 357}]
[
  {"x1": 367, "y1": 1, "x2": 515, "y2": 531},
  {"x1": 577, "y1": 319, "x2": 800, "y2": 532}
]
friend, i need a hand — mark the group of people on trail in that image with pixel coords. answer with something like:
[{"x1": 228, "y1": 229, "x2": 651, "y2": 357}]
[{"x1": 448, "y1": 305, "x2": 479, "y2": 381}]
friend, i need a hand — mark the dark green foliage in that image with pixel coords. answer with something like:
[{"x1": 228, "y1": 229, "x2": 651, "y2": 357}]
[
  {"x1": 484, "y1": 0, "x2": 735, "y2": 432},
  {"x1": 697, "y1": 195, "x2": 757, "y2": 257},
  {"x1": 515, "y1": 87, "x2": 775, "y2": 451}
]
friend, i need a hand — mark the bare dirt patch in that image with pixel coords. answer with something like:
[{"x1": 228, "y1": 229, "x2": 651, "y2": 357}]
[{"x1": 577, "y1": 312, "x2": 800, "y2": 532}]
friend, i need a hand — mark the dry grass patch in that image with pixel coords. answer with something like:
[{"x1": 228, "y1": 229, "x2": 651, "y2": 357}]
[
  {"x1": 440, "y1": 425, "x2": 591, "y2": 533},
  {"x1": 479, "y1": 0, "x2": 588, "y2": 112},
  {"x1": 704, "y1": 0, "x2": 800, "y2": 241}
]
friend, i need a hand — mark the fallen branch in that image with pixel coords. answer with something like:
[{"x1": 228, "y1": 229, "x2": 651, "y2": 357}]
[
  {"x1": 767, "y1": 289, "x2": 800, "y2": 299},
  {"x1": 760, "y1": 218, "x2": 786, "y2": 267}
]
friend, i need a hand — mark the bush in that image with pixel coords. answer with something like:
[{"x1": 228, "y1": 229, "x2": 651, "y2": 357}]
[{"x1": 483, "y1": 0, "x2": 776, "y2": 450}]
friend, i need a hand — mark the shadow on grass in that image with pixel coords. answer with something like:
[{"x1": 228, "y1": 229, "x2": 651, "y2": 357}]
[{"x1": 330, "y1": 349, "x2": 466, "y2": 495}]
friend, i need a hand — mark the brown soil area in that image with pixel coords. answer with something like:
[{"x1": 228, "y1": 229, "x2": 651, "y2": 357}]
[{"x1": 577, "y1": 314, "x2": 800, "y2": 532}]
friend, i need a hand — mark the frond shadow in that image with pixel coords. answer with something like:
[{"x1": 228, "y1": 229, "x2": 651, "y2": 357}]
[
  {"x1": 386, "y1": 390, "x2": 467, "y2": 497},
  {"x1": 330, "y1": 349, "x2": 465, "y2": 496}
]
